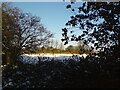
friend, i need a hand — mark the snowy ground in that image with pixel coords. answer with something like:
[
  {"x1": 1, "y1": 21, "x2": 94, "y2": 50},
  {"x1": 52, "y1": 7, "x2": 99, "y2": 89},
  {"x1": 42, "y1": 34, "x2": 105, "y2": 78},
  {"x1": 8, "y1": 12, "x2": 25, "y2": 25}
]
[{"x1": 19, "y1": 53, "x2": 87, "y2": 64}]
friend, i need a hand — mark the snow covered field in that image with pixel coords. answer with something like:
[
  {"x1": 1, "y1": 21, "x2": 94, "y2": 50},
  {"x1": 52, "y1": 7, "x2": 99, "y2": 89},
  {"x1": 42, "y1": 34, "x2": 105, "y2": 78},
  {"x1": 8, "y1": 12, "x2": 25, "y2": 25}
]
[{"x1": 19, "y1": 53, "x2": 87, "y2": 64}]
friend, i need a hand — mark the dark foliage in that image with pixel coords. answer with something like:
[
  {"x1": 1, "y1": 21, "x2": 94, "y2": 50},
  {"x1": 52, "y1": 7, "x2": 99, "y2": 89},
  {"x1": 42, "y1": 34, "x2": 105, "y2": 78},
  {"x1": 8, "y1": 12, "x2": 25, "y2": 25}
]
[
  {"x1": 61, "y1": 3, "x2": 120, "y2": 87},
  {"x1": 62, "y1": 2, "x2": 120, "y2": 55},
  {"x1": 2, "y1": 56, "x2": 120, "y2": 88}
]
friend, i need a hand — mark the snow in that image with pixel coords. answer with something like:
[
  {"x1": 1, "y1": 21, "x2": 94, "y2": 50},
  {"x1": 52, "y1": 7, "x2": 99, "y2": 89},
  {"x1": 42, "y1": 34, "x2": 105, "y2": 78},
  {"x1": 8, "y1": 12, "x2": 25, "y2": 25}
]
[
  {"x1": 23, "y1": 53, "x2": 87, "y2": 57},
  {"x1": 16, "y1": 71, "x2": 22, "y2": 75},
  {"x1": 18, "y1": 53, "x2": 87, "y2": 64}
]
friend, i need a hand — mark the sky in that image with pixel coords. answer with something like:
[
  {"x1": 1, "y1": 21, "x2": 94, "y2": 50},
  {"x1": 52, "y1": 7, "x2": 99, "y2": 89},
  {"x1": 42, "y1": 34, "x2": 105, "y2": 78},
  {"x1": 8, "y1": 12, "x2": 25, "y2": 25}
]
[{"x1": 12, "y1": 2, "x2": 82, "y2": 47}]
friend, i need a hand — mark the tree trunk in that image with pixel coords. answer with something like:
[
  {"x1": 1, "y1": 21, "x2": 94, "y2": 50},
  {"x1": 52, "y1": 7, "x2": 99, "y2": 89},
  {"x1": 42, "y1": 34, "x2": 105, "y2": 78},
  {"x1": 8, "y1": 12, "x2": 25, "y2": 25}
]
[{"x1": 6, "y1": 53, "x2": 13, "y2": 65}]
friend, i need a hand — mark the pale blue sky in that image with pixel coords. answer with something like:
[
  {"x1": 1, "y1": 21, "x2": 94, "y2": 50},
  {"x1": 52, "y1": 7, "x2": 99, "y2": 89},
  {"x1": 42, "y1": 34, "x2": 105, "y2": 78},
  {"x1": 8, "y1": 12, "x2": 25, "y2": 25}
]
[{"x1": 12, "y1": 2, "x2": 82, "y2": 47}]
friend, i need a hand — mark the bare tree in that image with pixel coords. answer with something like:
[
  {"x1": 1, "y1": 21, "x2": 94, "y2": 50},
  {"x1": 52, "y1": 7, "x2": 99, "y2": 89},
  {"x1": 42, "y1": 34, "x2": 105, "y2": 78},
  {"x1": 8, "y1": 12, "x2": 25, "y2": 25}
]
[
  {"x1": 59, "y1": 42, "x2": 64, "y2": 50},
  {"x1": 2, "y1": 3, "x2": 53, "y2": 65},
  {"x1": 17, "y1": 12, "x2": 53, "y2": 51}
]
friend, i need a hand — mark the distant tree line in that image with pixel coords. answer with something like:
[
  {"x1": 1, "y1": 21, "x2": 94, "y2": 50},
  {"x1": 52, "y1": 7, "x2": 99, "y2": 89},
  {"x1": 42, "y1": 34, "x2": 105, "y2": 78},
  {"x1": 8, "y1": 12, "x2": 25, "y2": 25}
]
[{"x1": 23, "y1": 41, "x2": 94, "y2": 55}]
